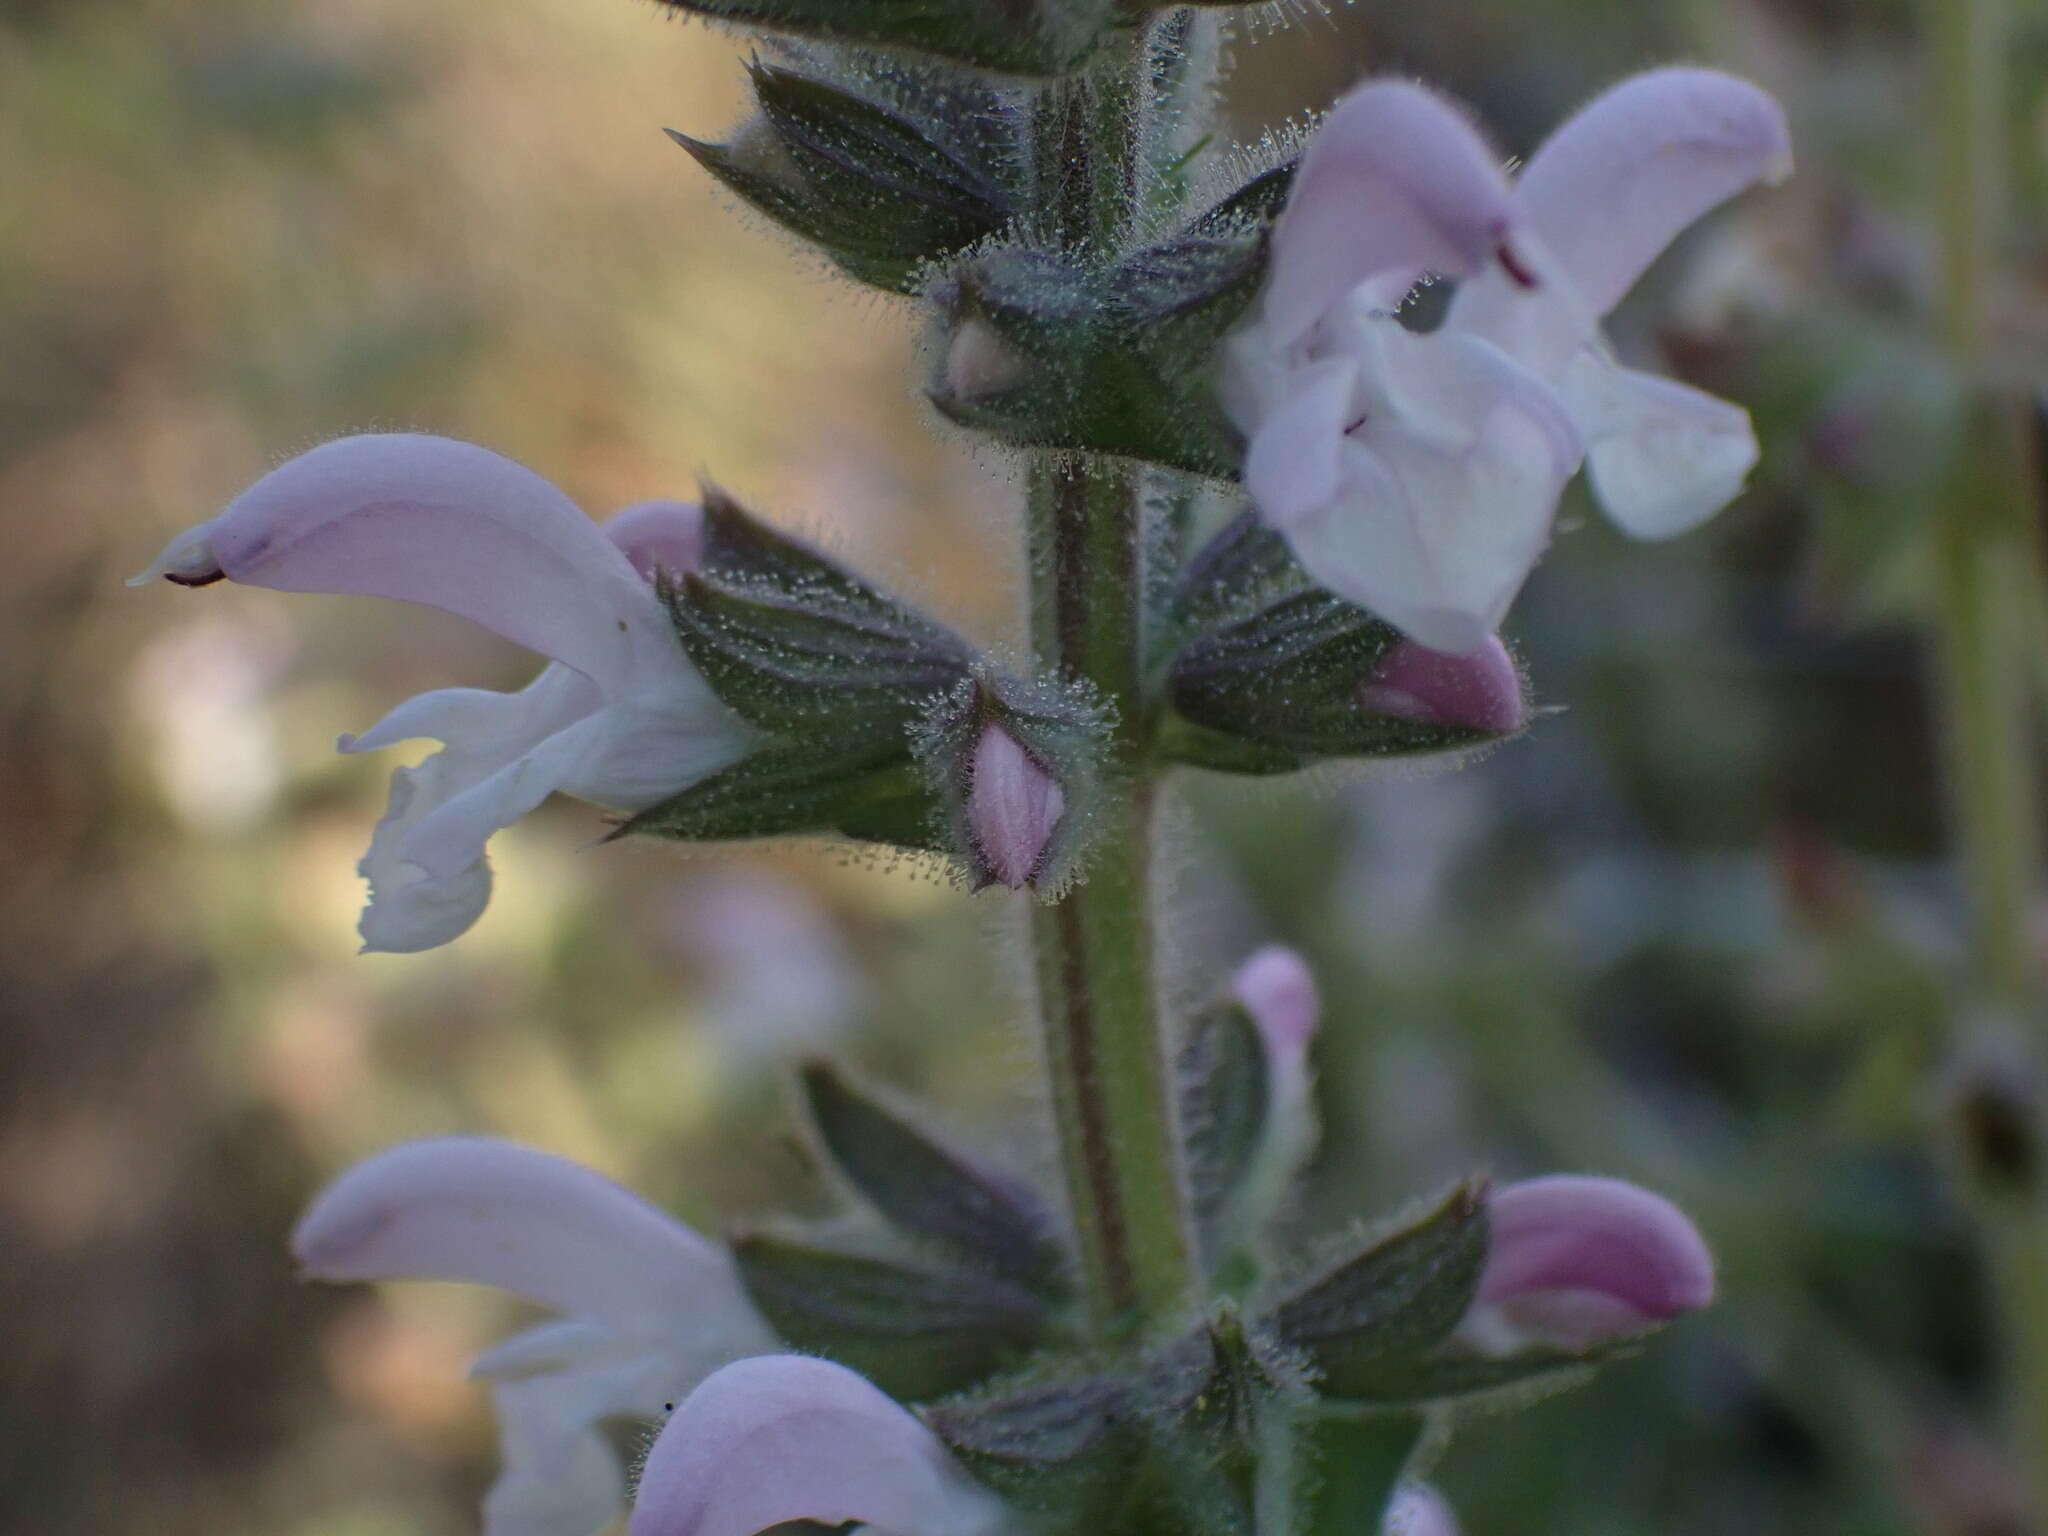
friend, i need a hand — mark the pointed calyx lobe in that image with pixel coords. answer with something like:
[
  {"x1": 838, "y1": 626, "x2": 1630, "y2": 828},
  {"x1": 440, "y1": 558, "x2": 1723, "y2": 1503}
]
[
  {"x1": 799, "y1": 1061, "x2": 1067, "y2": 1292},
  {"x1": 674, "y1": 61, "x2": 1010, "y2": 294}
]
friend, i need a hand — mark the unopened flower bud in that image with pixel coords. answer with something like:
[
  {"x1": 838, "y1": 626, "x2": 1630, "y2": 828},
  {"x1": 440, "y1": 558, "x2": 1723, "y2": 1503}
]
[
  {"x1": 1463, "y1": 1175, "x2": 1715, "y2": 1352},
  {"x1": 1386, "y1": 1483, "x2": 1459, "y2": 1536},
  {"x1": 1230, "y1": 944, "x2": 1320, "y2": 1063},
  {"x1": 944, "y1": 317, "x2": 1033, "y2": 403},
  {"x1": 1360, "y1": 636, "x2": 1525, "y2": 734},
  {"x1": 966, "y1": 721, "x2": 1064, "y2": 890}
]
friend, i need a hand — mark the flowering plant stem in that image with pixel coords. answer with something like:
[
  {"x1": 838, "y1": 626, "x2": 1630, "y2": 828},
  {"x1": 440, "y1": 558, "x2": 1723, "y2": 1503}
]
[
  {"x1": 1925, "y1": 0, "x2": 2048, "y2": 1513},
  {"x1": 1024, "y1": 36, "x2": 1199, "y2": 1330}
]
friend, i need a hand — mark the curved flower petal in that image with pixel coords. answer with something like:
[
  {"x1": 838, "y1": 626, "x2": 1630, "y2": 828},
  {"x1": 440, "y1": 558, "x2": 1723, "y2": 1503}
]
[
  {"x1": 485, "y1": 1373, "x2": 629, "y2": 1536},
  {"x1": 1477, "y1": 1175, "x2": 1716, "y2": 1347},
  {"x1": 605, "y1": 500, "x2": 706, "y2": 584},
  {"x1": 1241, "y1": 357, "x2": 1360, "y2": 528},
  {"x1": 629, "y1": 1356, "x2": 1008, "y2": 1536},
  {"x1": 345, "y1": 668, "x2": 602, "y2": 953},
  {"x1": 1280, "y1": 331, "x2": 1577, "y2": 655},
  {"x1": 1509, "y1": 68, "x2": 1791, "y2": 323},
  {"x1": 146, "y1": 434, "x2": 657, "y2": 686},
  {"x1": 1559, "y1": 351, "x2": 1758, "y2": 538},
  {"x1": 292, "y1": 1137, "x2": 761, "y2": 1338},
  {"x1": 1262, "y1": 81, "x2": 1518, "y2": 350},
  {"x1": 356, "y1": 751, "x2": 499, "y2": 953}
]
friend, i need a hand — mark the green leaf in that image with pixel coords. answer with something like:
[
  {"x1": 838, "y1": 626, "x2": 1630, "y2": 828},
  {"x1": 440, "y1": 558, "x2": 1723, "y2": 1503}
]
[
  {"x1": 1271, "y1": 1182, "x2": 1490, "y2": 1399},
  {"x1": 800, "y1": 1062, "x2": 1068, "y2": 1292},
  {"x1": 734, "y1": 1230, "x2": 1045, "y2": 1402},
  {"x1": 1177, "y1": 997, "x2": 1270, "y2": 1271}
]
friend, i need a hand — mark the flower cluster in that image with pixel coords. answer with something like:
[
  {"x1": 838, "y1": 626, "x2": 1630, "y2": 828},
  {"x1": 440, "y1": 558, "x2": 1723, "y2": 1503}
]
[{"x1": 1224, "y1": 69, "x2": 1791, "y2": 654}]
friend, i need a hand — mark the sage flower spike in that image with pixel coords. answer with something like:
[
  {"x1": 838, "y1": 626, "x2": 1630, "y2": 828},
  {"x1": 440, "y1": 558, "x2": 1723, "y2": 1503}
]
[
  {"x1": 132, "y1": 434, "x2": 757, "y2": 952},
  {"x1": 293, "y1": 1137, "x2": 776, "y2": 1536},
  {"x1": 1463, "y1": 1174, "x2": 1717, "y2": 1352},
  {"x1": 629, "y1": 1354, "x2": 1010, "y2": 1536},
  {"x1": 1224, "y1": 70, "x2": 1791, "y2": 655}
]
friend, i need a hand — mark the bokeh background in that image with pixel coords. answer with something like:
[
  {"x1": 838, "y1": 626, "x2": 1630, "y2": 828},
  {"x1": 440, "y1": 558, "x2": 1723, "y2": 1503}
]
[{"x1": 6, "y1": 0, "x2": 2048, "y2": 1531}]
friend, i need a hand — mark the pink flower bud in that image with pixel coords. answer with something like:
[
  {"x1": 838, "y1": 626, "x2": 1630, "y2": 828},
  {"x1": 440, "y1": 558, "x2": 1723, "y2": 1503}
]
[
  {"x1": 1231, "y1": 945, "x2": 1320, "y2": 1063},
  {"x1": 1360, "y1": 637, "x2": 1525, "y2": 734},
  {"x1": 966, "y1": 721, "x2": 1064, "y2": 890},
  {"x1": 1468, "y1": 1175, "x2": 1715, "y2": 1350},
  {"x1": 605, "y1": 500, "x2": 705, "y2": 584},
  {"x1": 1386, "y1": 1483, "x2": 1459, "y2": 1536},
  {"x1": 945, "y1": 317, "x2": 1032, "y2": 402}
]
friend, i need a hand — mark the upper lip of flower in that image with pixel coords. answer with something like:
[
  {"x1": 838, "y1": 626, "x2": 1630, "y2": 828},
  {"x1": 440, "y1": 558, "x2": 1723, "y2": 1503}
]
[{"x1": 132, "y1": 433, "x2": 758, "y2": 952}]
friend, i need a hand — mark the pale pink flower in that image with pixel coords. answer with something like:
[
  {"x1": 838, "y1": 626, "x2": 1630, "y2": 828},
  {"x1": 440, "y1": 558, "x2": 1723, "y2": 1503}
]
[
  {"x1": 1224, "y1": 70, "x2": 1791, "y2": 654},
  {"x1": 629, "y1": 1354, "x2": 1009, "y2": 1536},
  {"x1": 132, "y1": 434, "x2": 756, "y2": 951},
  {"x1": 293, "y1": 1137, "x2": 776, "y2": 1536}
]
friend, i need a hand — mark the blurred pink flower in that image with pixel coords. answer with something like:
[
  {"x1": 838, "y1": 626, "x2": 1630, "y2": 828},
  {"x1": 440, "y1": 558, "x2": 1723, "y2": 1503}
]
[
  {"x1": 133, "y1": 434, "x2": 756, "y2": 952},
  {"x1": 1223, "y1": 70, "x2": 1791, "y2": 654},
  {"x1": 629, "y1": 1354, "x2": 1008, "y2": 1536},
  {"x1": 1464, "y1": 1174, "x2": 1716, "y2": 1352},
  {"x1": 293, "y1": 1137, "x2": 775, "y2": 1536}
]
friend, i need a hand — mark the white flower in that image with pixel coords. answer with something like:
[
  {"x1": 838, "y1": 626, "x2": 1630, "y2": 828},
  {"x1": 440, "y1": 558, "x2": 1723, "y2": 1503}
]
[
  {"x1": 131, "y1": 433, "x2": 757, "y2": 952},
  {"x1": 629, "y1": 1354, "x2": 1010, "y2": 1536},
  {"x1": 1223, "y1": 70, "x2": 1792, "y2": 655},
  {"x1": 292, "y1": 1137, "x2": 778, "y2": 1536}
]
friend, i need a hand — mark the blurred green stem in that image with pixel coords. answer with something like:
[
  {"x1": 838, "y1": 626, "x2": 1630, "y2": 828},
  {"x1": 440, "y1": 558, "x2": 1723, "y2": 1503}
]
[
  {"x1": 1926, "y1": 0, "x2": 2038, "y2": 1003},
  {"x1": 1023, "y1": 42, "x2": 1196, "y2": 1331},
  {"x1": 1927, "y1": 0, "x2": 2048, "y2": 1515}
]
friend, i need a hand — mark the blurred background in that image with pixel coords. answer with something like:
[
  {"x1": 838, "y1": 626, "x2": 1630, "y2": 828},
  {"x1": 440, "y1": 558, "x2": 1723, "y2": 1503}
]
[{"x1": 4, "y1": 0, "x2": 2048, "y2": 1531}]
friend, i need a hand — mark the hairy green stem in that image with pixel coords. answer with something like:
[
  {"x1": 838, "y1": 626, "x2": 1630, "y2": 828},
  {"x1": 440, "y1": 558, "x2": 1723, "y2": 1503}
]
[
  {"x1": 1022, "y1": 43, "x2": 1198, "y2": 1330},
  {"x1": 1925, "y1": 0, "x2": 2048, "y2": 1514}
]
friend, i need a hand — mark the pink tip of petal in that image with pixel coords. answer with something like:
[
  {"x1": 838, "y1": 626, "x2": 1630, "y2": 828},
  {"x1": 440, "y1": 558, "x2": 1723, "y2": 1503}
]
[
  {"x1": 605, "y1": 500, "x2": 706, "y2": 584},
  {"x1": 1361, "y1": 637, "x2": 1525, "y2": 734},
  {"x1": 966, "y1": 723, "x2": 1064, "y2": 890},
  {"x1": 1231, "y1": 945, "x2": 1320, "y2": 1056},
  {"x1": 1482, "y1": 1175, "x2": 1716, "y2": 1325}
]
